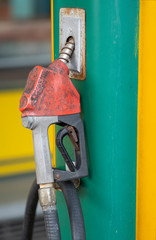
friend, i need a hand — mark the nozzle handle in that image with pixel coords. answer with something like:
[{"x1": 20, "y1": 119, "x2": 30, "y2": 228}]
[{"x1": 22, "y1": 116, "x2": 58, "y2": 184}]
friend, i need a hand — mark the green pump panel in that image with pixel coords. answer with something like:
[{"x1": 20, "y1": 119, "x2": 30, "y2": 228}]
[{"x1": 54, "y1": 1, "x2": 139, "y2": 239}]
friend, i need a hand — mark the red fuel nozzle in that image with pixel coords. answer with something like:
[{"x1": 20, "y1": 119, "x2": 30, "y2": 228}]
[
  {"x1": 19, "y1": 59, "x2": 81, "y2": 117},
  {"x1": 19, "y1": 37, "x2": 80, "y2": 117}
]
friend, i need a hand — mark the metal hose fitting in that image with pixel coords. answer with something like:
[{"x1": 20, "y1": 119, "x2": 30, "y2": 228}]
[
  {"x1": 58, "y1": 37, "x2": 75, "y2": 64},
  {"x1": 39, "y1": 183, "x2": 56, "y2": 209}
]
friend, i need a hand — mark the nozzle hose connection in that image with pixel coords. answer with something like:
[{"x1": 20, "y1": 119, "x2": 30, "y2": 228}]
[{"x1": 59, "y1": 37, "x2": 75, "y2": 64}]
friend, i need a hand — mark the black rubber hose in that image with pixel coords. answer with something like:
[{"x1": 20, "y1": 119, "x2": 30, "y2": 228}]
[
  {"x1": 22, "y1": 179, "x2": 39, "y2": 240},
  {"x1": 59, "y1": 181, "x2": 86, "y2": 240},
  {"x1": 43, "y1": 205, "x2": 61, "y2": 240},
  {"x1": 22, "y1": 179, "x2": 85, "y2": 240}
]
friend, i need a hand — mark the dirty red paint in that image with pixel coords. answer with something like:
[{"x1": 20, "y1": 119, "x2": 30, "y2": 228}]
[{"x1": 19, "y1": 59, "x2": 81, "y2": 117}]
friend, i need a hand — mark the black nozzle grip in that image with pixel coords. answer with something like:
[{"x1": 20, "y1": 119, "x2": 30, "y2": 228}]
[
  {"x1": 54, "y1": 114, "x2": 88, "y2": 182},
  {"x1": 56, "y1": 127, "x2": 77, "y2": 172}
]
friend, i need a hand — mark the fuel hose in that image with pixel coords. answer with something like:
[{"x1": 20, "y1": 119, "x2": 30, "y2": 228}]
[
  {"x1": 42, "y1": 204, "x2": 61, "y2": 240},
  {"x1": 59, "y1": 181, "x2": 86, "y2": 240},
  {"x1": 22, "y1": 179, "x2": 39, "y2": 240},
  {"x1": 22, "y1": 179, "x2": 86, "y2": 240}
]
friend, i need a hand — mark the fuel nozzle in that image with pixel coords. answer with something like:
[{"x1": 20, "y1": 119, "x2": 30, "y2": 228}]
[
  {"x1": 19, "y1": 36, "x2": 80, "y2": 186},
  {"x1": 20, "y1": 34, "x2": 87, "y2": 240},
  {"x1": 20, "y1": 34, "x2": 87, "y2": 185}
]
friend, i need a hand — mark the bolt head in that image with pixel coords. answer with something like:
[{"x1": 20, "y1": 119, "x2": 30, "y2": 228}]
[{"x1": 55, "y1": 173, "x2": 61, "y2": 180}]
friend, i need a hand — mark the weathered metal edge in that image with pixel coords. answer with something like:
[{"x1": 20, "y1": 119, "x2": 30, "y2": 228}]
[{"x1": 59, "y1": 8, "x2": 86, "y2": 80}]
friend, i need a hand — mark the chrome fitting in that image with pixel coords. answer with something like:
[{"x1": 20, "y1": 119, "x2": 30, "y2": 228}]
[{"x1": 39, "y1": 185, "x2": 56, "y2": 208}]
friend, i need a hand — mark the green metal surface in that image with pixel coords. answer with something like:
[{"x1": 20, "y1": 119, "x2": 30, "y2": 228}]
[{"x1": 54, "y1": 1, "x2": 139, "y2": 239}]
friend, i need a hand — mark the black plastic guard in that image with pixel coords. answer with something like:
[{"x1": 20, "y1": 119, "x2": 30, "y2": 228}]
[{"x1": 54, "y1": 114, "x2": 88, "y2": 182}]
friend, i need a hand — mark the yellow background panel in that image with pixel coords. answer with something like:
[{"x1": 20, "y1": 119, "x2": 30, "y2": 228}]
[
  {"x1": 0, "y1": 1, "x2": 55, "y2": 176},
  {"x1": 137, "y1": 0, "x2": 156, "y2": 239},
  {"x1": 51, "y1": 0, "x2": 56, "y2": 168},
  {"x1": 0, "y1": 89, "x2": 55, "y2": 176},
  {"x1": 0, "y1": 89, "x2": 35, "y2": 176},
  {"x1": 0, "y1": 89, "x2": 34, "y2": 160},
  {"x1": 0, "y1": 161, "x2": 35, "y2": 177}
]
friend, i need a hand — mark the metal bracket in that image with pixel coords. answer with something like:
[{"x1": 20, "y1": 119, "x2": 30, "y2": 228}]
[{"x1": 59, "y1": 8, "x2": 86, "y2": 80}]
